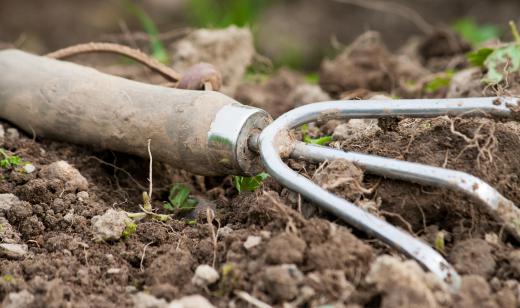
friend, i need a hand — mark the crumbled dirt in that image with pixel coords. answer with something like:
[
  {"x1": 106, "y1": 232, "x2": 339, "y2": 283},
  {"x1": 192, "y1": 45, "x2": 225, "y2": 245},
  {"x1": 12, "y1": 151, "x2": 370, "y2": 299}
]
[{"x1": 2, "y1": 26, "x2": 520, "y2": 308}]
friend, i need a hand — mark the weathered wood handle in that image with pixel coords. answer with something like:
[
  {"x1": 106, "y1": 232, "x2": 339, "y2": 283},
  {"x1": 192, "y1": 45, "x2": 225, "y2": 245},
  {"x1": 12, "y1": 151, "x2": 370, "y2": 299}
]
[{"x1": 0, "y1": 49, "x2": 271, "y2": 175}]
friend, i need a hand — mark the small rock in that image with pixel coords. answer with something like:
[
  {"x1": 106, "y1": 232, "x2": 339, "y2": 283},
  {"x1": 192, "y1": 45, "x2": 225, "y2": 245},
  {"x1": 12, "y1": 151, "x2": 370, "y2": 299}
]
[
  {"x1": 106, "y1": 268, "x2": 122, "y2": 275},
  {"x1": 132, "y1": 292, "x2": 167, "y2": 308},
  {"x1": 262, "y1": 264, "x2": 304, "y2": 302},
  {"x1": 191, "y1": 264, "x2": 219, "y2": 287},
  {"x1": 91, "y1": 209, "x2": 132, "y2": 241},
  {"x1": 217, "y1": 225, "x2": 233, "y2": 238},
  {"x1": 6, "y1": 128, "x2": 19, "y2": 141},
  {"x1": 449, "y1": 238, "x2": 496, "y2": 278},
  {"x1": 333, "y1": 119, "x2": 380, "y2": 141},
  {"x1": 265, "y1": 232, "x2": 306, "y2": 264},
  {"x1": 23, "y1": 164, "x2": 36, "y2": 174},
  {"x1": 76, "y1": 191, "x2": 89, "y2": 202},
  {"x1": 0, "y1": 125, "x2": 5, "y2": 142},
  {"x1": 0, "y1": 193, "x2": 21, "y2": 216},
  {"x1": 0, "y1": 243, "x2": 28, "y2": 259},
  {"x1": 63, "y1": 210, "x2": 76, "y2": 224},
  {"x1": 168, "y1": 294, "x2": 215, "y2": 308},
  {"x1": 39, "y1": 161, "x2": 88, "y2": 192},
  {"x1": 0, "y1": 216, "x2": 21, "y2": 243},
  {"x1": 447, "y1": 67, "x2": 483, "y2": 98},
  {"x1": 2, "y1": 290, "x2": 35, "y2": 308},
  {"x1": 243, "y1": 235, "x2": 262, "y2": 250}
]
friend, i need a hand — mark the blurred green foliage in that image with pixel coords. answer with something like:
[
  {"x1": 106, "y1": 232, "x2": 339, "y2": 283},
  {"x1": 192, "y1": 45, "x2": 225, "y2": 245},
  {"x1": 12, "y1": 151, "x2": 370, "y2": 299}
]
[
  {"x1": 453, "y1": 18, "x2": 501, "y2": 45},
  {"x1": 187, "y1": 0, "x2": 268, "y2": 28}
]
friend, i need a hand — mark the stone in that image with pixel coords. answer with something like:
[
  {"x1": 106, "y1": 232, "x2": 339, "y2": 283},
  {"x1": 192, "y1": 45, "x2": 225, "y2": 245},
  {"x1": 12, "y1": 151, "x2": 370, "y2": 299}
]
[
  {"x1": 77, "y1": 191, "x2": 89, "y2": 202},
  {"x1": 0, "y1": 193, "x2": 21, "y2": 216},
  {"x1": 0, "y1": 243, "x2": 28, "y2": 259},
  {"x1": 2, "y1": 290, "x2": 35, "y2": 308},
  {"x1": 91, "y1": 209, "x2": 132, "y2": 241},
  {"x1": 168, "y1": 295, "x2": 215, "y2": 308},
  {"x1": 23, "y1": 164, "x2": 36, "y2": 174},
  {"x1": 243, "y1": 235, "x2": 262, "y2": 250},
  {"x1": 0, "y1": 216, "x2": 21, "y2": 243},
  {"x1": 39, "y1": 160, "x2": 88, "y2": 192},
  {"x1": 132, "y1": 292, "x2": 167, "y2": 308},
  {"x1": 191, "y1": 264, "x2": 220, "y2": 287}
]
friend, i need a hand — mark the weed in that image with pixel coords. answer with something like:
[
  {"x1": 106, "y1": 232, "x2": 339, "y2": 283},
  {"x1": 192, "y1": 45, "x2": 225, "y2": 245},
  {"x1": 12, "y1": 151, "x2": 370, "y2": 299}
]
[
  {"x1": 2, "y1": 274, "x2": 13, "y2": 282},
  {"x1": 434, "y1": 231, "x2": 445, "y2": 254},
  {"x1": 122, "y1": 0, "x2": 169, "y2": 64},
  {"x1": 467, "y1": 47, "x2": 494, "y2": 67},
  {"x1": 187, "y1": 219, "x2": 197, "y2": 225},
  {"x1": 233, "y1": 172, "x2": 269, "y2": 193},
  {"x1": 187, "y1": 0, "x2": 267, "y2": 28},
  {"x1": 301, "y1": 124, "x2": 333, "y2": 145},
  {"x1": 0, "y1": 149, "x2": 22, "y2": 169},
  {"x1": 453, "y1": 18, "x2": 501, "y2": 45},
  {"x1": 163, "y1": 184, "x2": 198, "y2": 212}
]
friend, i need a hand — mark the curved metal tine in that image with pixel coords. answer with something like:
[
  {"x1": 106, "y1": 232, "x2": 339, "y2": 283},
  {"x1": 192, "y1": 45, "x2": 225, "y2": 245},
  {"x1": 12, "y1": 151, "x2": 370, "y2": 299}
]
[
  {"x1": 258, "y1": 96, "x2": 518, "y2": 292},
  {"x1": 291, "y1": 143, "x2": 520, "y2": 241}
]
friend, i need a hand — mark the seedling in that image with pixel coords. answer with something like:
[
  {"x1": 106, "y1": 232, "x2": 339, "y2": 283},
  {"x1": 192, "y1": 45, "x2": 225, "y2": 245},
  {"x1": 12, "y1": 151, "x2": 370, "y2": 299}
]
[
  {"x1": 233, "y1": 172, "x2": 269, "y2": 193},
  {"x1": 301, "y1": 124, "x2": 333, "y2": 145},
  {"x1": 0, "y1": 149, "x2": 22, "y2": 169},
  {"x1": 163, "y1": 184, "x2": 198, "y2": 212},
  {"x1": 434, "y1": 231, "x2": 445, "y2": 254}
]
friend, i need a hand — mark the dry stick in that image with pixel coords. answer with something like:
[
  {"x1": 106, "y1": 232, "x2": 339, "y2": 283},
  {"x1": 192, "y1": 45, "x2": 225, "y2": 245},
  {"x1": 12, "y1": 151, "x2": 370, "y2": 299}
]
[
  {"x1": 206, "y1": 208, "x2": 218, "y2": 268},
  {"x1": 147, "y1": 138, "x2": 153, "y2": 199},
  {"x1": 332, "y1": 0, "x2": 434, "y2": 34},
  {"x1": 46, "y1": 42, "x2": 181, "y2": 82}
]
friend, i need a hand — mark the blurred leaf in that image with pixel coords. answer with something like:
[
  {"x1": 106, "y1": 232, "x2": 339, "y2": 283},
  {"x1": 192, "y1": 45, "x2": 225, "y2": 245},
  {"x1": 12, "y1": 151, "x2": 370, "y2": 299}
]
[
  {"x1": 482, "y1": 44, "x2": 520, "y2": 85},
  {"x1": 424, "y1": 71, "x2": 454, "y2": 93},
  {"x1": 187, "y1": 0, "x2": 267, "y2": 28},
  {"x1": 453, "y1": 18, "x2": 501, "y2": 45},
  {"x1": 303, "y1": 135, "x2": 333, "y2": 145},
  {"x1": 163, "y1": 184, "x2": 198, "y2": 212},
  {"x1": 123, "y1": 0, "x2": 169, "y2": 64},
  {"x1": 233, "y1": 172, "x2": 269, "y2": 193},
  {"x1": 467, "y1": 47, "x2": 494, "y2": 67}
]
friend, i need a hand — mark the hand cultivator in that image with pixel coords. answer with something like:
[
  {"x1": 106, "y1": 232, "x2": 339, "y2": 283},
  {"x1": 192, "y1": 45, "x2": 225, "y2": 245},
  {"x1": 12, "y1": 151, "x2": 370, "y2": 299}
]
[{"x1": 1, "y1": 49, "x2": 519, "y2": 292}]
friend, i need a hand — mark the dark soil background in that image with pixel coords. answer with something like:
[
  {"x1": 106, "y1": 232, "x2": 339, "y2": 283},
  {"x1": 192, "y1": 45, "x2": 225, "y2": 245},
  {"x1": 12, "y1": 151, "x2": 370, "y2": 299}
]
[{"x1": 1, "y1": 1, "x2": 520, "y2": 307}]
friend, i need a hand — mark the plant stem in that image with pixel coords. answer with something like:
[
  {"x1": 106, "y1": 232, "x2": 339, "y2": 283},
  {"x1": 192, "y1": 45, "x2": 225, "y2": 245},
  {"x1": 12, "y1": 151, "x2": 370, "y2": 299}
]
[{"x1": 509, "y1": 20, "x2": 520, "y2": 44}]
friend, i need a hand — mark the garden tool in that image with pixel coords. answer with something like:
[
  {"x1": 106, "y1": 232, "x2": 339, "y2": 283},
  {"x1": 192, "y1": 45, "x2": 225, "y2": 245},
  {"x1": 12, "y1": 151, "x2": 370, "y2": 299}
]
[{"x1": 1, "y1": 49, "x2": 520, "y2": 292}]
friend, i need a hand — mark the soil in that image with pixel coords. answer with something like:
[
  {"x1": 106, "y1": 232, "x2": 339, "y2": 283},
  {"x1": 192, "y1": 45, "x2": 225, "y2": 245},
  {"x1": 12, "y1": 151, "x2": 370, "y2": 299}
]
[{"x1": 2, "y1": 24, "x2": 520, "y2": 308}]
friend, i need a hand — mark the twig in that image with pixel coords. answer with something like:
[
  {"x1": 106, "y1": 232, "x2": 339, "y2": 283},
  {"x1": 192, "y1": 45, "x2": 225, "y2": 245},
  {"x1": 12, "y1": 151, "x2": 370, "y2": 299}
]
[
  {"x1": 46, "y1": 42, "x2": 180, "y2": 82},
  {"x1": 147, "y1": 138, "x2": 153, "y2": 199},
  {"x1": 140, "y1": 241, "x2": 154, "y2": 272},
  {"x1": 206, "y1": 208, "x2": 219, "y2": 268},
  {"x1": 332, "y1": 0, "x2": 434, "y2": 34},
  {"x1": 234, "y1": 291, "x2": 273, "y2": 308}
]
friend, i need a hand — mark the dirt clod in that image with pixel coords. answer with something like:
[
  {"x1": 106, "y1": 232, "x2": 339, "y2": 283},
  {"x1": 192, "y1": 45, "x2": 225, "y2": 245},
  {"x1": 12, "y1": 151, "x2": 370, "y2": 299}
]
[
  {"x1": 91, "y1": 209, "x2": 131, "y2": 241},
  {"x1": 191, "y1": 264, "x2": 219, "y2": 287},
  {"x1": 39, "y1": 160, "x2": 88, "y2": 192},
  {"x1": 2, "y1": 290, "x2": 34, "y2": 308},
  {"x1": 314, "y1": 159, "x2": 366, "y2": 200},
  {"x1": 262, "y1": 264, "x2": 304, "y2": 302},
  {"x1": 449, "y1": 238, "x2": 496, "y2": 278},
  {"x1": 265, "y1": 232, "x2": 306, "y2": 264}
]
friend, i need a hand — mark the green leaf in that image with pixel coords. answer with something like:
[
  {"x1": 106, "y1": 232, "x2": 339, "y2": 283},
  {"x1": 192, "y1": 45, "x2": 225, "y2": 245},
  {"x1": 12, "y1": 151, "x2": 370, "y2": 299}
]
[
  {"x1": 233, "y1": 172, "x2": 269, "y2": 193},
  {"x1": 453, "y1": 18, "x2": 501, "y2": 45},
  {"x1": 123, "y1": 0, "x2": 169, "y2": 64},
  {"x1": 424, "y1": 77, "x2": 451, "y2": 93},
  {"x1": 163, "y1": 184, "x2": 198, "y2": 213},
  {"x1": 303, "y1": 135, "x2": 333, "y2": 145},
  {"x1": 467, "y1": 47, "x2": 494, "y2": 67},
  {"x1": 122, "y1": 222, "x2": 137, "y2": 239},
  {"x1": 482, "y1": 43, "x2": 520, "y2": 85}
]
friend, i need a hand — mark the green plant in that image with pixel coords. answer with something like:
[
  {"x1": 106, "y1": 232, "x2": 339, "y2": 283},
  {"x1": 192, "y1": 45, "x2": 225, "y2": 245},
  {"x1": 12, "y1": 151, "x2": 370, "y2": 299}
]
[
  {"x1": 301, "y1": 124, "x2": 333, "y2": 145},
  {"x1": 424, "y1": 70, "x2": 454, "y2": 93},
  {"x1": 468, "y1": 21, "x2": 520, "y2": 85},
  {"x1": 122, "y1": 221, "x2": 137, "y2": 239},
  {"x1": 453, "y1": 18, "x2": 501, "y2": 45},
  {"x1": 0, "y1": 149, "x2": 22, "y2": 169},
  {"x1": 233, "y1": 172, "x2": 269, "y2": 193},
  {"x1": 434, "y1": 231, "x2": 445, "y2": 254},
  {"x1": 122, "y1": 0, "x2": 169, "y2": 64},
  {"x1": 187, "y1": 0, "x2": 268, "y2": 28},
  {"x1": 163, "y1": 184, "x2": 198, "y2": 212}
]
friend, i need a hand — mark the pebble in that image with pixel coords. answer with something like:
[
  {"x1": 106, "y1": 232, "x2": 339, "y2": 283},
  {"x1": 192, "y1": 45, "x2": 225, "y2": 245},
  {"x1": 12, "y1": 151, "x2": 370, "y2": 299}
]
[
  {"x1": 6, "y1": 128, "x2": 19, "y2": 141},
  {"x1": 0, "y1": 243, "x2": 28, "y2": 259},
  {"x1": 217, "y1": 225, "x2": 233, "y2": 238},
  {"x1": 0, "y1": 193, "x2": 21, "y2": 216},
  {"x1": 106, "y1": 268, "x2": 122, "y2": 275},
  {"x1": 243, "y1": 235, "x2": 262, "y2": 250},
  {"x1": 91, "y1": 209, "x2": 132, "y2": 241},
  {"x1": 2, "y1": 290, "x2": 35, "y2": 308},
  {"x1": 191, "y1": 264, "x2": 220, "y2": 287},
  {"x1": 23, "y1": 164, "x2": 36, "y2": 174},
  {"x1": 132, "y1": 292, "x2": 168, "y2": 308},
  {"x1": 168, "y1": 295, "x2": 215, "y2": 308},
  {"x1": 77, "y1": 191, "x2": 89, "y2": 202},
  {"x1": 39, "y1": 160, "x2": 88, "y2": 191}
]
